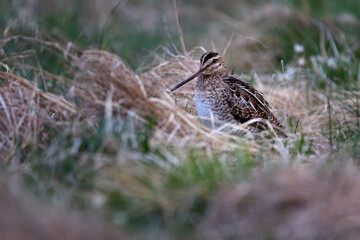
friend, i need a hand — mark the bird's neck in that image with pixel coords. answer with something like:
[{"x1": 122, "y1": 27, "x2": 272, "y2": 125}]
[
  {"x1": 202, "y1": 68, "x2": 227, "y2": 78},
  {"x1": 195, "y1": 70, "x2": 228, "y2": 92}
]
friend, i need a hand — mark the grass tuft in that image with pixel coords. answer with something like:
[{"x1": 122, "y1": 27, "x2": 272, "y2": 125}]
[{"x1": 1, "y1": 0, "x2": 360, "y2": 238}]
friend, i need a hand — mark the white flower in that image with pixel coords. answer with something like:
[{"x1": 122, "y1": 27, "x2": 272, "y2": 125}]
[{"x1": 294, "y1": 43, "x2": 304, "y2": 53}]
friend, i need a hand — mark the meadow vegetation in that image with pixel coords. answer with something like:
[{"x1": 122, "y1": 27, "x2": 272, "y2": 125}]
[{"x1": 0, "y1": 0, "x2": 359, "y2": 239}]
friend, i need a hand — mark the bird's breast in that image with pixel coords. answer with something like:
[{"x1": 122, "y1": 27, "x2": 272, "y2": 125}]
[
  {"x1": 195, "y1": 91, "x2": 215, "y2": 117},
  {"x1": 195, "y1": 89, "x2": 224, "y2": 128}
]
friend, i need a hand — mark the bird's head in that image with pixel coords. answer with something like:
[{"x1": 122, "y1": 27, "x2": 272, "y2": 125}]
[
  {"x1": 171, "y1": 51, "x2": 224, "y2": 91},
  {"x1": 199, "y1": 51, "x2": 224, "y2": 75}
]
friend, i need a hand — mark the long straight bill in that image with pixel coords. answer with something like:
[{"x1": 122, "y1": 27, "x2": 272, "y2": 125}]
[{"x1": 170, "y1": 66, "x2": 207, "y2": 91}]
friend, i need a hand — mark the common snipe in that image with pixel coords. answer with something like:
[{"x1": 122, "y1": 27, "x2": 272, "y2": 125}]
[{"x1": 171, "y1": 51, "x2": 286, "y2": 136}]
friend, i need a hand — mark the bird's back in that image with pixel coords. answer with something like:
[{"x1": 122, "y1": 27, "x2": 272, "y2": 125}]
[{"x1": 222, "y1": 76, "x2": 286, "y2": 133}]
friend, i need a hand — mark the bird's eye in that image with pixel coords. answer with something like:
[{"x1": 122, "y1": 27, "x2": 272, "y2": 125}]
[{"x1": 212, "y1": 59, "x2": 217, "y2": 63}]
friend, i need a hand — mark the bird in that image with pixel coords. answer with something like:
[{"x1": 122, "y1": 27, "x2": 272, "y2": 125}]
[{"x1": 171, "y1": 51, "x2": 287, "y2": 136}]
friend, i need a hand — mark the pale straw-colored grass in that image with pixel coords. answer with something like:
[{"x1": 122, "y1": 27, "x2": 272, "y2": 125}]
[{"x1": 0, "y1": 35, "x2": 357, "y2": 164}]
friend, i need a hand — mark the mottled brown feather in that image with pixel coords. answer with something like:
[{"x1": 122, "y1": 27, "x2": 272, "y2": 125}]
[{"x1": 223, "y1": 76, "x2": 286, "y2": 132}]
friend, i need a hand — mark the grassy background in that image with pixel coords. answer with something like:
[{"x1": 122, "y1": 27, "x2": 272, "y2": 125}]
[{"x1": 1, "y1": 0, "x2": 360, "y2": 239}]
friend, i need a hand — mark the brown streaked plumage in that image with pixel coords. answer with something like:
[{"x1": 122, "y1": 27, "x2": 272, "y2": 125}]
[{"x1": 171, "y1": 51, "x2": 286, "y2": 136}]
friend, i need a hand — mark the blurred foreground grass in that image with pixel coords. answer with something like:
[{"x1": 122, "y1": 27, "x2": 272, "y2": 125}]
[{"x1": 1, "y1": 0, "x2": 360, "y2": 239}]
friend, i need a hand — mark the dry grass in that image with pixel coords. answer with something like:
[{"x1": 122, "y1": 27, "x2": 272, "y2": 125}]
[
  {"x1": 0, "y1": 179, "x2": 131, "y2": 240},
  {"x1": 0, "y1": 33, "x2": 357, "y2": 163},
  {"x1": 0, "y1": 72, "x2": 76, "y2": 160},
  {"x1": 202, "y1": 162, "x2": 360, "y2": 239},
  {"x1": 0, "y1": 1, "x2": 360, "y2": 238}
]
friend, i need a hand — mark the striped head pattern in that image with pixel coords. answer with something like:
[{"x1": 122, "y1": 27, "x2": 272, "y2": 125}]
[
  {"x1": 170, "y1": 51, "x2": 225, "y2": 91},
  {"x1": 199, "y1": 51, "x2": 225, "y2": 75}
]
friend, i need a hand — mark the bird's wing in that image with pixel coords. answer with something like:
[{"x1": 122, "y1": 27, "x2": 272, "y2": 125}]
[{"x1": 222, "y1": 76, "x2": 286, "y2": 128}]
